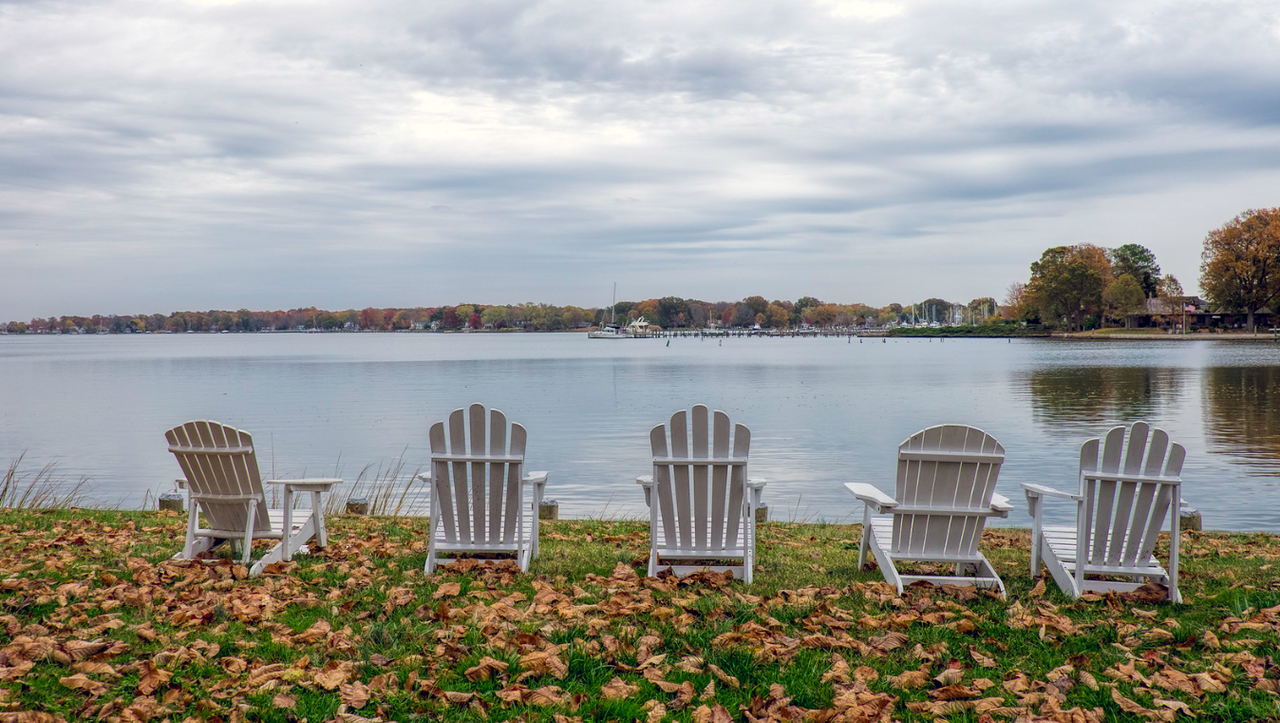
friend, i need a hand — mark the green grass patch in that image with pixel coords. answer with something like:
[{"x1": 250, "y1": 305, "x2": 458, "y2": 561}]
[{"x1": 1, "y1": 511, "x2": 1279, "y2": 721}]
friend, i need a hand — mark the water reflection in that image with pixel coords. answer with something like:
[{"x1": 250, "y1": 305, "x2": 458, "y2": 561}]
[
  {"x1": 1203, "y1": 366, "x2": 1280, "y2": 475},
  {"x1": 1020, "y1": 367, "x2": 1185, "y2": 427}
]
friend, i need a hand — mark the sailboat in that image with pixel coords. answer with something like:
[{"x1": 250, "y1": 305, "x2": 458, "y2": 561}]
[
  {"x1": 588, "y1": 284, "x2": 624, "y2": 338},
  {"x1": 588, "y1": 284, "x2": 649, "y2": 338}
]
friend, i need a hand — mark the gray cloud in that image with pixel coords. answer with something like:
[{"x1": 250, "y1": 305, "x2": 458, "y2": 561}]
[{"x1": 2, "y1": 0, "x2": 1279, "y2": 319}]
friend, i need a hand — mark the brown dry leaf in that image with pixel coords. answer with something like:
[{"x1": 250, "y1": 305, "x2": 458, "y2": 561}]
[
  {"x1": 443, "y1": 690, "x2": 474, "y2": 703},
  {"x1": 1029, "y1": 578, "x2": 1046, "y2": 598},
  {"x1": 611, "y1": 562, "x2": 640, "y2": 583},
  {"x1": 854, "y1": 665, "x2": 879, "y2": 681},
  {"x1": 1111, "y1": 687, "x2": 1170, "y2": 721},
  {"x1": 868, "y1": 631, "x2": 908, "y2": 653},
  {"x1": 1079, "y1": 670, "x2": 1100, "y2": 690},
  {"x1": 1002, "y1": 672, "x2": 1030, "y2": 693},
  {"x1": 339, "y1": 681, "x2": 370, "y2": 709},
  {"x1": 0, "y1": 660, "x2": 34, "y2": 681},
  {"x1": 821, "y1": 655, "x2": 851, "y2": 684},
  {"x1": 646, "y1": 702, "x2": 667, "y2": 723},
  {"x1": 527, "y1": 685, "x2": 568, "y2": 706},
  {"x1": 930, "y1": 684, "x2": 980, "y2": 700},
  {"x1": 221, "y1": 657, "x2": 247, "y2": 675},
  {"x1": 518, "y1": 648, "x2": 568, "y2": 680},
  {"x1": 57, "y1": 640, "x2": 112, "y2": 663},
  {"x1": 59, "y1": 673, "x2": 109, "y2": 697},
  {"x1": 314, "y1": 661, "x2": 353, "y2": 690},
  {"x1": 1155, "y1": 698, "x2": 1194, "y2": 716},
  {"x1": 464, "y1": 656, "x2": 510, "y2": 682},
  {"x1": 601, "y1": 676, "x2": 639, "y2": 700},
  {"x1": 137, "y1": 660, "x2": 172, "y2": 695},
  {"x1": 888, "y1": 669, "x2": 930, "y2": 689},
  {"x1": 708, "y1": 664, "x2": 739, "y2": 689},
  {"x1": 674, "y1": 655, "x2": 704, "y2": 674},
  {"x1": 294, "y1": 619, "x2": 331, "y2": 644},
  {"x1": 691, "y1": 703, "x2": 732, "y2": 723},
  {"x1": 70, "y1": 661, "x2": 117, "y2": 677},
  {"x1": 935, "y1": 666, "x2": 965, "y2": 686},
  {"x1": 1191, "y1": 672, "x2": 1227, "y2": 694},
  {"x1": 272, "y1": 693, "x2": 297, "y2": 709},
  {"x1": 969, "y1": 646, "x2": 997, "y2": 668},
  {"x1": 433, "y1": 582, "x2": 462, "y2": 599},
  {"x1": 1201, "y1": 631, "x2": 1221, "y2": 650},
  {"x1": 700, "y1": 679, "x2": 715, "y2": 702}
]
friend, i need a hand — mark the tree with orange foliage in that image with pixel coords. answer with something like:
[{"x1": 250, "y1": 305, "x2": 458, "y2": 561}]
[{"x1": 1200, "y1": 208, "x2": 1280, "y2": 331}]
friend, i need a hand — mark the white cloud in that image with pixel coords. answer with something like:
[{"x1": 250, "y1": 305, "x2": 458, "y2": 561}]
[{"x1": 2, "y1": 0, "x2": 1279, "y2": 318}]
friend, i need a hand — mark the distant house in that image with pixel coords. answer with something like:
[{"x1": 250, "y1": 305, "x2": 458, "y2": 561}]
[{"x1": 1128, "y1": 296, "x2": 1276, "y2": 330}]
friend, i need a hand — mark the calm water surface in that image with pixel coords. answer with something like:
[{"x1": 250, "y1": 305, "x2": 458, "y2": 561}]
[{"x1": 2, "y1": 333, "x2": 1279, "y2": 530}]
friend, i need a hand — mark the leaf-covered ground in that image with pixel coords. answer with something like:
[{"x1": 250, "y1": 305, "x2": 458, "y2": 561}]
[{"x1": 2, "y1": 510, "x2": 1280, "y2": 722}]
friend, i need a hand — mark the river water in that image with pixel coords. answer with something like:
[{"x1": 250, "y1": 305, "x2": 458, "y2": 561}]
[{"x1": 2, "y1": 333, "x2": 1278, "y2": 530}]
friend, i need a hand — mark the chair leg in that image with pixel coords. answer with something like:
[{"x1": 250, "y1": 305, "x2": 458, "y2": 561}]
[
  {"x1": 312, "y1": 490, "x2": 326, "y2": 547},
  {"x1": 184, "y1": 505, "x2": 199, "y2": 559},
  {"x1": 1028, "y1": 496, "x2": 1042, "y2": 577},
  {"x1": 858, "y1": 507, "x2": 871, "y2": 569},
  {"x1": 242, "y1": 506, "x2": 257, "y2": 565}
]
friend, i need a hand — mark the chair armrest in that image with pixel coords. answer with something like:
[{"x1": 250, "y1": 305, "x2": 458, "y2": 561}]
[
  {"x1": 989, "y1": 492, "x2": 1012, "y2": 518},
  {"x1": 175, "y1": 478, "x2": 187, "y2": 490},
  {"x1": 413, "y1": 471, "x2": 432, "y2": 484},
  {"x1": 746, "y1": 478, "x2": 766, "y2": 507},
  {"x1": 1021, "y1": 483, "x2": 1080, "y2": 501},
  {"x1": 637, "y1": 475, "x2": 654, "y2": 507},
  {"x1": 264, "y1": 478, "x2": 342, "y2": 492},
  {"x1": 523, "y1": 471, "x2": 548, "y2": 486},
  {"x1": 844, "y1": 482, "x2": 897, "y2": 514}
]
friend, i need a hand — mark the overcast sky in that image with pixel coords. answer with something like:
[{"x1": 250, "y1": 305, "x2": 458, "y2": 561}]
[{"x1": 2, "y1": 0, "x2": 1279, "y2": 320}]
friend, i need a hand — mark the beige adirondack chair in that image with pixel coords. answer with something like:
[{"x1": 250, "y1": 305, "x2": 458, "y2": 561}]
[
  {"x1": 1023, "y1": 421, "x2": 1186, "y2": 603},
  {"x1": 846, "y1": 424, "x2": 1011, "y2": 595},
  {"x1": 165, "y1": 420, "x2": 341, "y2": 576},
  {"x1": 636, "y1": 405, "x2": 766, "y2": 583},
  {"x1": 415, "y1": 404, "x2": 548, "y2": 573}
]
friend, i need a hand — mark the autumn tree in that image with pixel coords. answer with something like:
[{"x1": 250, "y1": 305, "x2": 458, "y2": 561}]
[
  {"x1": 968, "y1": 297, "x2": 997, "y2": 323},
  {"x1": 765, "y1": 303, "x2": 790, "y2": 329},
  {"x1": 657, "y1": 297, "x2": 687, "y2": 328},
  {"x1": 1109, "y1": 244, "x2": 1162, "y2": 297},
  {"x1": 440, "y1": 307, "x2": 460, "y2": 329},
  {"x1": 1200, "y1": 208, "x2": 1280, "y2": 331},
  {"x1": 634, "y1": 299, "x2": 660, "y2": 324},
  {"x1": 481, "y1": 305, "x2": 507, "y2": 329},
  {"x1": 1158, "y1": 275, "x2": 1183, "y2": 300},
  {"x1": 1103, "y1": 274, "x2": 1146, "y2": 328},
  {"x1": 1026, "y1": 246, "x2": 1111, "y2": 330},
  {"x1": 741, "y1": 296, "x2": 768, "y2": 316}
]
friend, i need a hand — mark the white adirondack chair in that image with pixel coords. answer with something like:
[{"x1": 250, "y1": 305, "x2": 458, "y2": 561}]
[
  {"x1": 636, "y1": 405, "x2": 766, "y2": 583},
  {"x1": 165, "y1": 420, "x2": 341, "y2": 576},
  {"x1": 846, "y1": 425, "x2": 1011, "y2": 596},
  {"x1": 415, "y1": 404, "x2": 548, "y2": 573},
  {"x1": 1022, "y1": 421, "x2": 1186, "y2": 603}
]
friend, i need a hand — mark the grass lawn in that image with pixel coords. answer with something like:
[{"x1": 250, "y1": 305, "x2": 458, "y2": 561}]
[{"x1": 2, "y1": 510, "x2": 1279, "y2": 722}]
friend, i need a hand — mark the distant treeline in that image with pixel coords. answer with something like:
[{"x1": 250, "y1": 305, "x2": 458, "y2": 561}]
[{"x1": 3, "y1": 295, "x2": 1006, "y2": 334}]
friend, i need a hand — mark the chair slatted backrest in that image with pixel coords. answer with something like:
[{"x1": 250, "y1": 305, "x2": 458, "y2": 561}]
[
  {"x1": 166, "y1": 420, "x2": 271, "y2": 533},
  {"x1": 429, "y1": 404, "x2": 526, "y2": 546},
  {"x1": 1079, "y1": 422, "x2": 1185, "y2": 568},
  {"x1": 890, "y1": 424, "x2": 1005, "y2": 557},
  {"x1": 650, "y1": 405, "x2": 750, "y2": 554}
]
